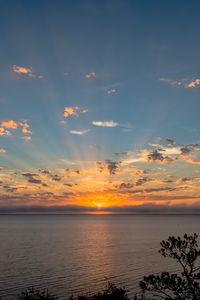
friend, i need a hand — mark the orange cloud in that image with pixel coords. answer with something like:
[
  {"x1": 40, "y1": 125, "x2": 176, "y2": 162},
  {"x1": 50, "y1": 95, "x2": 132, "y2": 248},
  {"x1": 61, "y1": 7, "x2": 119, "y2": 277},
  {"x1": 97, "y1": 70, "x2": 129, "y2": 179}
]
[
  {"x1": 63, "y1": 106, "x2": 87, "y2": 118},
  {"x1": 185, "y1": 79, "x2": 200, "y2": 88},
  {"x1": 0, "y1": 119, "x2": 32, "y2": 139},
  {"x1": 187, "y1": 158, "x2": 200, "y2": 165},
  {"x1": 1, "y1": 119, "x2": 18, "y2": 129},
  {"x1": 64, "y1": 106, "x2": 78, "y2": 117},
  {"x1": 0, "y1": 127, "x2": 11, "y2": 136},
  {"x1": 19, "y1": 120, "x2": 32, "y2": 134},
  {"x1": 13, "y1": 65, "x2": 32, "y2": 74}
]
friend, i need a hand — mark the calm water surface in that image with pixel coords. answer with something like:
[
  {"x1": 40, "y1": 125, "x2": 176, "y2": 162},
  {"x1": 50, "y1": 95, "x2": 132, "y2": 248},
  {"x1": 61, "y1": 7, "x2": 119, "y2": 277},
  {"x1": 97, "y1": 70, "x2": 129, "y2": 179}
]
[{"x1": 0, "y1": 215, "x2": 199, "y2": 298}]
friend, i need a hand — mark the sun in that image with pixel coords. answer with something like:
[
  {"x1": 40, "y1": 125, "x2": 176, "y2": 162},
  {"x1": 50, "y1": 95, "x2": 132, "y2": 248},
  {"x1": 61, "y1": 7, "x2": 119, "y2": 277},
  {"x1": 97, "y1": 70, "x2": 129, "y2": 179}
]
[{"x1": 97, "y1": 203, "x2": 102, "y2": 208}]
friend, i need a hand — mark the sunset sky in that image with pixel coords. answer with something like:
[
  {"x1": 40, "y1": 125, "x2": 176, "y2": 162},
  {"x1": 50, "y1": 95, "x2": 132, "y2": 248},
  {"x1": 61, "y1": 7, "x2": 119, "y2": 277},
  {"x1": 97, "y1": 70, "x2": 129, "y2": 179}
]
[{"x1": 0, "y1": 0, "x2": 200, "y2": 213}]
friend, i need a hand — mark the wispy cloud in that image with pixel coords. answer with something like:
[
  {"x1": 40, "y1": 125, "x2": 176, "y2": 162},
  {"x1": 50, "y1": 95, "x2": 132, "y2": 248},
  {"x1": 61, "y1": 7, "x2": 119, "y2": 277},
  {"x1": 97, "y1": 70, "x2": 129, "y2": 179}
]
[
  {"x1": 70, "y1": 129, "x2": 90, "y2": 135},
  {"x1": 185, "y1": 79, "x2": 200, "y2": 89},
  {"x1": 160, "y1": 77, "x2": 200, "y2": 89},
  {"x1": 63, "y1": 106, "x2": 88, "y2": 118},
  {"x1": 92, "y1": 120, "x2": 119, "y2": 127},
  {"x1": 159, "y1": 77, "x2": 182, "y2": 86},
  {"x1": 85, "y1": 71, "x2": 96, "y2": 79}
]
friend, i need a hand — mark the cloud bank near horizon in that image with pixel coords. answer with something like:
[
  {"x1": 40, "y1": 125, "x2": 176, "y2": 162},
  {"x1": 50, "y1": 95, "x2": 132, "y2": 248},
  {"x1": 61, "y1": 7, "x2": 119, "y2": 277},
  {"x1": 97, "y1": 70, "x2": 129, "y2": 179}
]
[{"x1": 1, "y1": 203, "x2": 200, "y2": 214}]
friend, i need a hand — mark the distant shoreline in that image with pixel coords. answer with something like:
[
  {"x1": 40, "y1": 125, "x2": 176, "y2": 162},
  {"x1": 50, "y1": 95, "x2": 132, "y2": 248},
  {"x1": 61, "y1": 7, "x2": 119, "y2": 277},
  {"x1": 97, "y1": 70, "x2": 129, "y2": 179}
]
[{"x1": 1, "y1": 212, "x2": 200, "y2": 215}]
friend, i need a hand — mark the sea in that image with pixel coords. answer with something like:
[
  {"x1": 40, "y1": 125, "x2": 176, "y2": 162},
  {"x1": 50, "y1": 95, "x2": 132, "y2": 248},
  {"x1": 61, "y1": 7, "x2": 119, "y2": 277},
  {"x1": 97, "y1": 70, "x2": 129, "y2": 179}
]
[{"x1": 0, "y1": 214, "x2": 199, "y2": 299}]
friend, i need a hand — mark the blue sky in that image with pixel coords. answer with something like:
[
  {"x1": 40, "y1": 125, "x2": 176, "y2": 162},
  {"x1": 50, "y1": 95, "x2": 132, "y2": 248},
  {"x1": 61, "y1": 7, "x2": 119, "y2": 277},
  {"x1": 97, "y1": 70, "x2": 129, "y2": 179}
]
[{"x1": 0, "y1": 0, "x2": 200, "y2": 212}]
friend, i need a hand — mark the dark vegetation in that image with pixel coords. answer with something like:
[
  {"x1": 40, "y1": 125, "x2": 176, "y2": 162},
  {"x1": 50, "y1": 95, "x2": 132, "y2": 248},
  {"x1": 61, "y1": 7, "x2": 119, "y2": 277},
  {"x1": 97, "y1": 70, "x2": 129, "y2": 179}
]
[{"x1": 2, "y1": 234, "x2": 200, "y2": 300}]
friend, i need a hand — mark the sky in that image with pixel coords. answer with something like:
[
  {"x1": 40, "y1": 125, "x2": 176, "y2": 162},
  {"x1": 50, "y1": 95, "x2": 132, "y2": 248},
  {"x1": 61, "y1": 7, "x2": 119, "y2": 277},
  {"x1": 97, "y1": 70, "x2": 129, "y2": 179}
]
[{"x1": 0, "y1": 0, "x2": 200, "y2": 213}]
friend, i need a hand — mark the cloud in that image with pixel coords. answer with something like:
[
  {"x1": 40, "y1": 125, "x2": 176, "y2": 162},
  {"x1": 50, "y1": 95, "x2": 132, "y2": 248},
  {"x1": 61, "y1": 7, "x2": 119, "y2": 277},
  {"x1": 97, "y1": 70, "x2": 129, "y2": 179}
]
[
  {"x1": 119, "y1": 183, "x2": 134, "y2": 189},
  {"x1": 60, "y1": 120, "x2": 67, "y2": 125},
  {"x1": 185, "y1": 79, "x2": 200, "y2": 89},
  {"x1": 21, "y1": 136, "x2": 32, "y2": 142},
  {"x1": 65, "y1": 168, "x2": 80, "y2": 175},
  {"x1": 22, "y1": 172, "x2": 43, "y2": 185},
  {"x1": 38, "y1": 169, "x2": 51, "y2": 175},
  {"x1": 0, "y1": 148, "x2": 7, "y2": 154},
  {"x1": 147, "y1": 150, "x2": 175, "y2": 163},
  {"x1": 92, "y1": 120, "x2": 118, "y2": 127},
  {"x1": 166, "y1": 138, "x2": 176, "y2": 146},
  {"x1": 1, "y1": 119, "x2": 32, "y2": 135},
  {"x1": 187, "y1": 158, "x2": 200, "y2": 165},
  {"x1": 135, "y1": 177, "x2": 150, "y2": 186},
  {"x1": 12, "y1": 65, "x2": 43, "y2": 79},
  {"x1": 107, "y1": 88, "x2": 116, "y2": 95},
  {"x1": 160, "y1": 77, "x2": 200, "y2": 89},
  {"x1": 63, "y1": 106, "x2": 88, "y2": 118},
  {"x1": 13, "y1": 65, "x2": 32, "y2": 75},
  {"x1": 97, "y1": 160, "x2": 121, "y2": 175},
  {"x1": 159, "y1": 77, "x2": 182, "y2": 86},
  {"x1": 85, "y1": 71, "x2": 96, "y2": 79},
  {"x1": 51, "y1": 174, "x2": 62, "y2": 181},
  {"x1": 123, "y1": 140, "x2": 200, "y2": 165},
  {"x1": 1, "y1": 203, "x2": 200, "y2": 214},
  {"x1": 19, "y1": 120, "x2": 32, "y2": 134},
  {"x1": 28, "y1": 178, "x2": 43, "y2": 184},
  {"x1": 0, "y1": 127, "x2": 11, "y2": 136},
  {"x1": 1, "y1": 119, "x2": 18, "y2": 129},
  {"x1": 70, "y1": 129, "x2": 90, "y2": 135},
  {"x1": 106, "y1": 160, "x2": 120, "y2": 175}
]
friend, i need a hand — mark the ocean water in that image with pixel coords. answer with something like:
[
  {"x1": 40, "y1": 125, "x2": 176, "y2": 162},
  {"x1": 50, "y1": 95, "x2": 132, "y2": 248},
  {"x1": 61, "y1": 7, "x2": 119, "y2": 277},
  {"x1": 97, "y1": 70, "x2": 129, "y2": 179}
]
[{"x1": 0, "y1": 214, "x2": 199, "y2": 299}]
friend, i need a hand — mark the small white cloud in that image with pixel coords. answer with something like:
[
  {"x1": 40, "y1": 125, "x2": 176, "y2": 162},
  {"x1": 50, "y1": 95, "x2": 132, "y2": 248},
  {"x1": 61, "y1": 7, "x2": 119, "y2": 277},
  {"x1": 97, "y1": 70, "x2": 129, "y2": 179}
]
[
  {"x1": 107, "y1": 88, "x2": 117, "y2": 95},
  {"x1": 92, "y1": 121, "x2": 118, "y2": 127},
  {"x1": 60, "y1": 120, "x2": 67, "y2": 125},
  {"x1": 70, "y1": 129, "x2": 90, "y2": 135},
  {"x1": 85, "y1": 71, "x2": 96, "y2": 79}
]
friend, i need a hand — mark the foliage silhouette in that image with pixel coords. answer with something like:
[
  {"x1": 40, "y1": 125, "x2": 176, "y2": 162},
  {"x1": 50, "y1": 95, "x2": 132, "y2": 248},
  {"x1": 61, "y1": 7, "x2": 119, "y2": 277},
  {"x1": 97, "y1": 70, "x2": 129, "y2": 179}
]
[
  {"x1": 17, "y1": 288, "x2": 58, "y2": 300},
  {"x1": 135, "y1": 233, "x2": 200, "y2": 299},
  {"x1": 69, "y1": 282, "x2": 129, "y2": 300}
]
